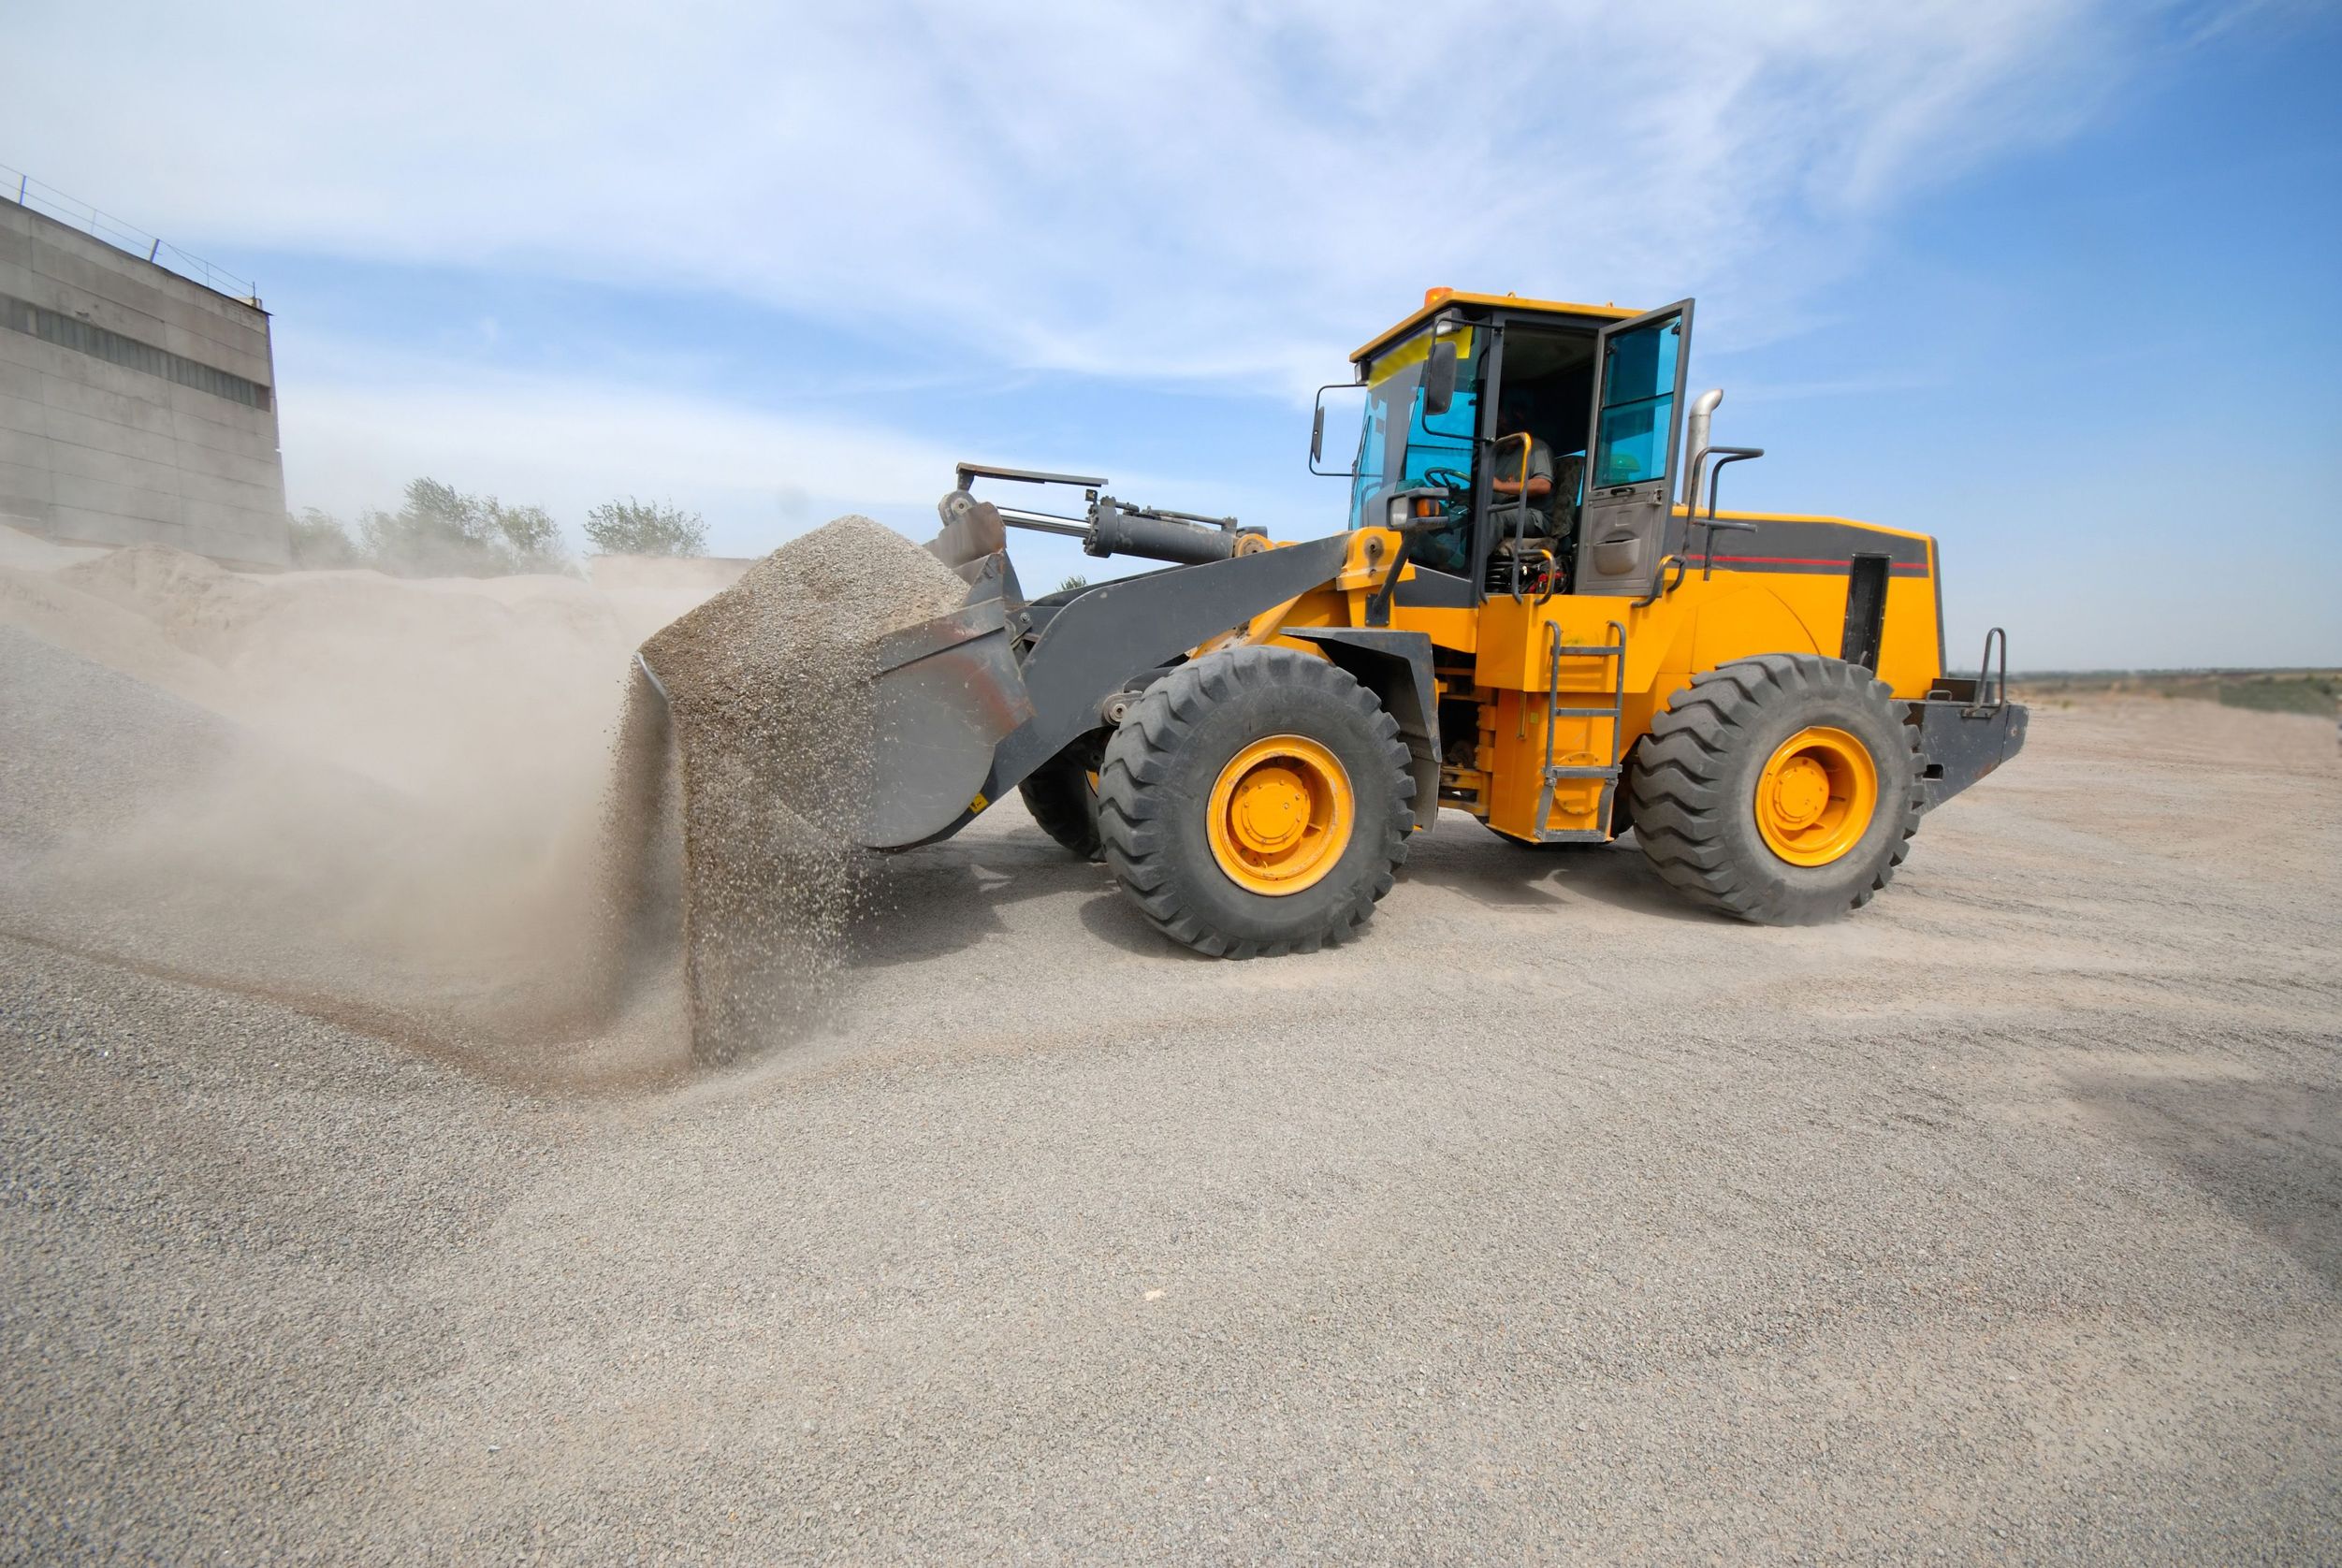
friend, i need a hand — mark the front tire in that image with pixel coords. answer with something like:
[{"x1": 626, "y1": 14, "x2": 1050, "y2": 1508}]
[
  {"x1": 1017, "y1": 735, "x2": 1104, "y2": 860},
  {"x1": 1098, "y1": 647, "x2": 1414, "y2": 957},
  {"x1": 1630, "y1": 654, "x2": 1921, "y2": 924}
]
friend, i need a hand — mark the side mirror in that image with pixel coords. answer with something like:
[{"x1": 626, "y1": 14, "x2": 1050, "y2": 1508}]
[
  {"x1": 1421, "y1": 340, "x2": 1459, "y2": 416},
  {"x1": 1309, "y1": 383, "x2": 1364, "y2": 477}
]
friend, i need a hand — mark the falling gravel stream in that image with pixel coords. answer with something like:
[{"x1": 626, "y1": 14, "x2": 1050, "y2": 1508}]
[{"x1": 625, "y1": 515, "x2": 969, "y2": 1062}]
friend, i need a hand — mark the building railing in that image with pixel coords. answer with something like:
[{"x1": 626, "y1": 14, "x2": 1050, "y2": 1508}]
[{"x1": 1, "y1": 164, "x2": 260, "y2": 307}]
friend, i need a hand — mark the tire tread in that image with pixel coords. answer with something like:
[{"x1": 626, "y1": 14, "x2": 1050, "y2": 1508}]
[
  {"x1": 1098, "y1": 647, "x2": 1413, "y2": 957},
  {"x1": 1628, "y1": 653, "x2": 1924, "y2": 924}
]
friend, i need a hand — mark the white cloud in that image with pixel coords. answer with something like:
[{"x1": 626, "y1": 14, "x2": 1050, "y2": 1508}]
[{"x1": 5, "y1": 0, "x2": 2173, "y2": 389}]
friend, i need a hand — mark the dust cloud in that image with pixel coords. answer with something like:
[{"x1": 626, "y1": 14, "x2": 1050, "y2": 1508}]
[{"x1": 0, "y1": 515, "x2": 966, "y2": 1083}]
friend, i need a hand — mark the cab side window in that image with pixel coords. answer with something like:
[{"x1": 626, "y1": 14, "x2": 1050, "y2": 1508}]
[{"x1": 1592, "y1": 319, "x2": 1682, "y2": 488}]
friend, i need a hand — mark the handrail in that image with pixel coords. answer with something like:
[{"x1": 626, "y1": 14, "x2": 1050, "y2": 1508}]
[
  {"x1": 1966, "y1": 628, "x2": 2010, "y2": 718},
  {"x1": 1497, "y1": 430, "x2": 1538, "y2": 603},
  {"x1": 1630, "y1": 554, "x2": 1686, "y2": 608},
  {"x1": 1, "y1": 165, "x2": 259, "y2": 305},
  {"x1": 1696, "y1": 446, "x2": 1765, "y2": 578}
]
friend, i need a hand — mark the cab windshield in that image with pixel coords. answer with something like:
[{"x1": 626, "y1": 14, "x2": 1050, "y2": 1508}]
[{"x1": 1346, "y1": 327, "x2": 1481, "y2": 531}]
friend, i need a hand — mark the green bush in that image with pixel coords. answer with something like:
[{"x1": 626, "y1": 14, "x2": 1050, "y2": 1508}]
[
  {"x1": 357, "y1": 478, "x2": 570, "y2": 577},
  {"x1": 285, "y1": 507, "x2": 359, "y2": 568},
  {"x1": 2217, "y1": 678, "x2": 2338, "y2": 717},
  {"x1": 584, "y1": 497, "x2": 708, "y2": 558},
  {"x1": 287, "y1": 484, "x2": 736, "y2": 576}
]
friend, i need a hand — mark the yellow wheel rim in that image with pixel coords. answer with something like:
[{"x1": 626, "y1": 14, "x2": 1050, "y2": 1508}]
[
  {"x1": 1206, "y1": 734, "x2": 1353, "y2": 895},
  {"x1": 1753, "y1": 726, "x2": 1879, "y2": 867}
]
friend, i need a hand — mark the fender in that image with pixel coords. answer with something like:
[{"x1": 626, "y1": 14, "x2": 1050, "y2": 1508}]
[{"x1": 1283, "y1": 627, "x2": 1441, "y2": 832}]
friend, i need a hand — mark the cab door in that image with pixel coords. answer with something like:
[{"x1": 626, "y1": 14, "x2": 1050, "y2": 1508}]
[{"x1": 1573, "y1": 300, "x2": 1693, "y2": 596}]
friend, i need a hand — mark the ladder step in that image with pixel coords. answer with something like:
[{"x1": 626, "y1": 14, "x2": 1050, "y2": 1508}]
[
  {"x1": 1545, "y1": 765, "x2": 1621, "y2": 780},
  {"x1": 1549, "y1": 705, "x2": 1622, "y2": 719},
  {"x1": 1534, "y1": 828, "x2": 1611, "y2": 844},
  {"x1": 1550, "y1": 645, "x2": 1625, "y2": 657}
]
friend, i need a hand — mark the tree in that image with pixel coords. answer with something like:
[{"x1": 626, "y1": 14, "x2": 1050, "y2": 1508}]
[
  {"x1": 484, "y1": 500, "x2": 565, "y2": 570},
  {"x1": 359, "y1": 477, "x2": 486, "y2": 575},
  {"x1": 285, "y1": 507, "x2": 358, "y2": 568},
  {"x1": 358, "y1": 477, "x2": 569, "y2": 576},
  {"x1": 1057, "y1": 573, "x2": 1089, "y2": 593},
  {"x1": 584, "y1": 497, "x2": 709, "y2": 558}
]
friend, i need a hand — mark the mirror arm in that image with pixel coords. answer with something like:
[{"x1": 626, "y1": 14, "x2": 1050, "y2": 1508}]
[{"x1": 1307, "y1": 382, "x2": 1361, "y2": 478}]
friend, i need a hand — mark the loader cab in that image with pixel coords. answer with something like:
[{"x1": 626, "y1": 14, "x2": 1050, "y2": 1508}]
[{"x1": 1337, "y1": 291, "x2": 1695, "y2": 601}]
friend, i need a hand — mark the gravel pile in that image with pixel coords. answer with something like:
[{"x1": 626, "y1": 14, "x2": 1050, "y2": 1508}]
[
  {"x1": 0, "y1": 627, "x2": 241, "y2": 860},
  {"x1": 630, "y1": 515, "x2": 967, "y2": 1063}
]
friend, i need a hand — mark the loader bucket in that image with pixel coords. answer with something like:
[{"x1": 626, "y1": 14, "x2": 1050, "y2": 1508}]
[
  {"x1": 630, "y1": 570, "x2": 1033, "y2": 854},
  {"x1": 859, "y1": 595, "x2": 1034, "y2": 849}
]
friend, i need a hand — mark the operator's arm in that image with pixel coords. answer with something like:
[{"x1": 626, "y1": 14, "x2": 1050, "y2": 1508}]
[{"x1": 1493, "y1": 440, "x2": 1555, "y2": 500}]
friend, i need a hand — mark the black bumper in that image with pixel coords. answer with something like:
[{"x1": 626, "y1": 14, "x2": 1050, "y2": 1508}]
[{"x1": 1905, "y1": 694, "x2": 2028, "y2": 809}]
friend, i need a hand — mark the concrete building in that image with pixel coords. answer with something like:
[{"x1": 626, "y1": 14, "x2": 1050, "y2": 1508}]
[{"x1": 0, "y1": 194, "x2": 289, "y2": 569}]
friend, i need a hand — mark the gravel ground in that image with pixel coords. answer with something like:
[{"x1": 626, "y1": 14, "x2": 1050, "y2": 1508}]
[{"x1": 2, "y1": 687, "x2": 2337, "y2": 1563}]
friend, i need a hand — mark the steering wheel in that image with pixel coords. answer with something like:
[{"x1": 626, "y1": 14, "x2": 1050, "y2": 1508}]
[{"x1": 1417, "y1": 467, "x2": 1476, "y2": 524}]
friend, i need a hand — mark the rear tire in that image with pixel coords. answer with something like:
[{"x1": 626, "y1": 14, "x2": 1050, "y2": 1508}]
[
  {"x1": 1017, "y1": 735, "x2": 1104, "y2": 860},
  {"x1": 1098, "y1": 647, "x2": 1414, "y2": 957},
  {"x1": 1630, "y1": 654, "x2": 1921, "y2": 924}
]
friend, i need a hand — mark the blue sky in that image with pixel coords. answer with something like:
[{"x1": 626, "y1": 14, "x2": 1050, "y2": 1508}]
[{"x1": 6, "y1": 0, "x2": 2336, "y2": 667}]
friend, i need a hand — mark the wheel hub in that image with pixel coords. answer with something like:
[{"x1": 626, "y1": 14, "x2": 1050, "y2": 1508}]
[
  {"x1": 1753, "y1": 726, "x2": 1880, "y2": 867},
  {"x1": 1230, "y1": 766, "x2": 1311, "y2": 852},
  {"x1": 1768, "y1": 756, "x2": 1831, "y2": 828},
  {"x1": 1206, "y1": 735, "x2": 1354, "y2": 895}
]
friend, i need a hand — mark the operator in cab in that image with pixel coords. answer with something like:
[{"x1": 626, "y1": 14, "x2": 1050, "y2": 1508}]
[
  {"x1": 1413, "y1": 399, "x2": 1557, "y2": 578},
  {"x1": 1490, "y1": 399, "x2": 1554, "y2": 529}
]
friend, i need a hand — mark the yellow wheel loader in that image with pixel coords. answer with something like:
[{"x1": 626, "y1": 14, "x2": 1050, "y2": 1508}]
[{"x1": 860, "y1": 289, "x2": 2026, "y2": 955}]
